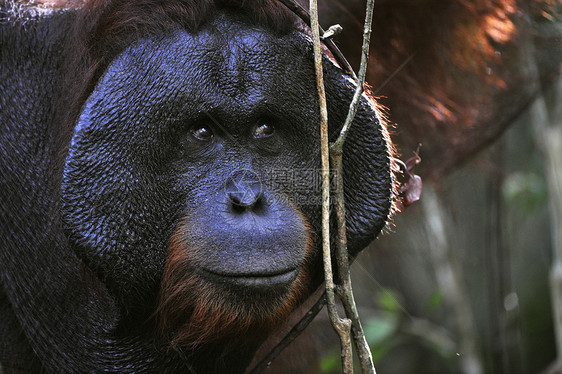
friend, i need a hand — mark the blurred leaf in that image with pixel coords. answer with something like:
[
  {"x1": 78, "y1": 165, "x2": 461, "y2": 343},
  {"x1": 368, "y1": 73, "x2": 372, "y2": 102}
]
[
  {"x1": 364, "y1": 313, "x2": 399, "y2": 346},
  {"x1": 428, "y1": 290, "x2": 445, "y2": 311},
  {"x1": 320, "y1": 349, "x2": 340, "y2": 373},
  {"x1": 365, "y1": 313, "x2": 400, "y2": 364},
  {"x1": 403, "y1": 318, "x2": 457, "y2": 360},
  {"x1": 371, "y1": 336, "x2": 404, "y2": 363},
  {"x1": 376, "y1": 289, "x2": 403, "y2": 313},
  {"x1": 503, "y1": 172, "x2": 547, "y2": 213}
]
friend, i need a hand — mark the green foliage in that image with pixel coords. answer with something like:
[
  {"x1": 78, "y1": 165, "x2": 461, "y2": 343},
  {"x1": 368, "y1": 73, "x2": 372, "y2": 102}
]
[
  {"x1": 503, "y1": 172, "x2": 547, "y2": 214},
  {"x1": 364, "y1": 313, "x2": 400, "y2": 362},
  {"x1": 364, "y1": 313, "x2": 399, "y2": 346},
  {"x1": 320, "y1": 349, "x2": 340, "y2": 373},
  {"x1": 320, "y1": 288, "x2": 457, "y2": 373},
  {"x1": 427, "y1": 290, "x2": 445, "y2": 311},
  {"x1": 376, "y1": 289, "x2": 403, "y2": 313}
]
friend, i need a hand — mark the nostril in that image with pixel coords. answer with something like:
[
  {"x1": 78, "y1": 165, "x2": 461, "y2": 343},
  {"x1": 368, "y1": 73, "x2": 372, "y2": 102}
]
[
  {"x1": 231, "y1": 201, "x2": 246, "y2": 214},
  {"x1": 229, "y1": 191, "x2": 263, "y2": 213}
]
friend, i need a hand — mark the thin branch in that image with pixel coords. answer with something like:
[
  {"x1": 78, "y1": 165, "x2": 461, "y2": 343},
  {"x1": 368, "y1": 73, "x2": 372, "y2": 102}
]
[
  {"x1": 309, "y1": 0, "x2": 353, "y2": 372},
  {"x1": 273, "y1": 1, "x2": 379, "y2": 372},
  {"x1": 329, "y1": 0, "x2": 377, "y2": 373},
  {"x1": 373, "y1": 52, "x2": 416, "y2": 95},
  {"x1": 332, "y1": 156, "x2": 375, "y2": 374},
  {"x1": 331, "y1": 0, "x2": 375, "y2": 150},
  {"x1": 246, "y1": 288, "x2": 326, "y2": 374},
  {"x1": 277, "y1": 0, "x2": 357, "y2": 79}
]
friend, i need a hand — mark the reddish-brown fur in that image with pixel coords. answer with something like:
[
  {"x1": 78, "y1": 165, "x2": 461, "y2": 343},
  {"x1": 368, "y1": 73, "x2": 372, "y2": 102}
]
[
  {"x1": 318, "y1": 0, "x2": 520, "y2": 179},
  {"x1": 158, "y1": 212, "x2": 315, "y2": 349}
]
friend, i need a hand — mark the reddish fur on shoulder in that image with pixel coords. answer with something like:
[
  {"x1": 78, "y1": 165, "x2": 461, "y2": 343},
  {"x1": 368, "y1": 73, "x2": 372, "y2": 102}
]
[
  {"x1": 316, "y1": 0, "x2": 519, "y2": 180},
  {"x1": 157, "y1": 213, "x2": 315, "y2": 350},
  {"x1": 21, "y1": 0, "x2": 85, "y2": 8}
]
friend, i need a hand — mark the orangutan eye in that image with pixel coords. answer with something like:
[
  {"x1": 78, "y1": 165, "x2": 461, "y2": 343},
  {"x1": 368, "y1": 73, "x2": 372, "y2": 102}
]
[
  {"x1": 253, "y1": 122, "x2": 275, "y2": 138},
  {"x1": 190, "y1": 124, "x2": 214, "y2": 141}
]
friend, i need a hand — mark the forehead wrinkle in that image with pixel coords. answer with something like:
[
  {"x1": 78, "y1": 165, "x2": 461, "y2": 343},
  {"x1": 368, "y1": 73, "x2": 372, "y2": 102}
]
[{"x1": 107, "y1": 27, "x2": 314, "y2": 133}]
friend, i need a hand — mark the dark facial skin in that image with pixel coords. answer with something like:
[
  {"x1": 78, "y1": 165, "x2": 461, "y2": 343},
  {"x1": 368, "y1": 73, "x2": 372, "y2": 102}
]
[{"x1": 61, "y1": 22, "x2": 322, "y2": 308}]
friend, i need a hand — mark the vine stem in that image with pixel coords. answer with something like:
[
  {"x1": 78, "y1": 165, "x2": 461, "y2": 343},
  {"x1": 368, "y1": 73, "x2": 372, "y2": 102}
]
[
  {"x1": 288, "y1": 0, "x2": 378, "y2": 372},
  {"x1": 330, "y1": 1, "x2": 377, "y2": 373},
  {"x1": 309, "y1": 0, "x2": 353, "y2": 372}
]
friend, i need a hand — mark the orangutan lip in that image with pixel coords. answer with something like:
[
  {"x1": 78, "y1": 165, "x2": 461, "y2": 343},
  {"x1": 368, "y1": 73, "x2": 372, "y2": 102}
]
[{"x1": 200, "y1": 268, "x2": 299, "y2": 289}]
